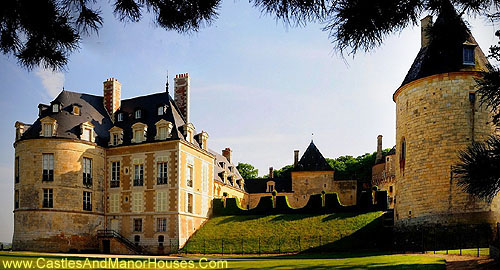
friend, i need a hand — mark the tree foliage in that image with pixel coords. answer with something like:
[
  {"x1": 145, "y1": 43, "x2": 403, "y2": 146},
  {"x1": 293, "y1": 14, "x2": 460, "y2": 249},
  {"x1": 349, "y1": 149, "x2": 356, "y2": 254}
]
[
  {"x1": 3, "y1": 0, "x2": 500, "y2": 70},
  {"x1": 454, "y1": 136, "x2": 500, "y2": 202},
  {"x1": 0, "y1": 0, "x2": 220, "y2": 70},
  {"x1": 236, "y1": 162, "x2": 259, "y2": 179},
  {"x1": 270, "y1": 148, "x2": 391, "y2": 182}
]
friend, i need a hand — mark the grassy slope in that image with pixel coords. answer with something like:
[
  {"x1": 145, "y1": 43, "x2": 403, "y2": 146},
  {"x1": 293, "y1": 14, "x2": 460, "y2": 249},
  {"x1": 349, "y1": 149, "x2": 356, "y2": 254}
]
[{"x1": 185, "y1": 212, "x2": 387, "y2": 254}]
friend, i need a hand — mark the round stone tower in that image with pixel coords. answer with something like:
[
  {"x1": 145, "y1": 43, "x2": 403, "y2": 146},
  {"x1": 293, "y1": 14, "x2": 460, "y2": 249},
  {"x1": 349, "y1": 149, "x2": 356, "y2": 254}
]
[
  {"x1": 394, "y1": 5, "x2": 500, "y2": 228},
  {"x1": 13, "y1": 90, "x2": 111, "y2": 252}
]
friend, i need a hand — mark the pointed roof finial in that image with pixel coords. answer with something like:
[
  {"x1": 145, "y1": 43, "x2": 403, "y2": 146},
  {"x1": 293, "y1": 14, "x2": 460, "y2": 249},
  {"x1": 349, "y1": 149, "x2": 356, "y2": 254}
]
[
  {"x1": 165, "y1": 70, "x2": 169, "y2": 93},
  {"x1": 311, "y1": 132, "x2": 314, "y2": 143}
]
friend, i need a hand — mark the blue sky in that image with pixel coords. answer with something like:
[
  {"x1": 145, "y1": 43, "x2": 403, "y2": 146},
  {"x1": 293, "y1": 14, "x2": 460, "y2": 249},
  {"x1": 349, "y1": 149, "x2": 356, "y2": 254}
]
[{"x1": 0, "y1": 1, "x2": 498, "y2": 242}]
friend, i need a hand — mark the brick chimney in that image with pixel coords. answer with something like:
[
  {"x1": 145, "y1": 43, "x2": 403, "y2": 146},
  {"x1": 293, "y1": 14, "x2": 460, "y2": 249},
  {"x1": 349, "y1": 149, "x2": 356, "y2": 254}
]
[
  {"x1": 222, "y1": 148, "x2": 232, "y2": 163},
  {"x1": 269, "y1": 167, "x2": 274, "y2": 179},
  {"x1": 294, "y1": 150, "x2": 299, "y2": 167},
  {"x1": 421, "y1": 15, "x2": 433, "y2": 48},
  {"x1": 375, "y1": 135, "x2": 383, "y2": 163},
  {"x1": 174, "y1": 73, "x2": 190, "y2": 122},
  {"x1": 103, "y1": 78, "x2": 121, "y2": 117}
]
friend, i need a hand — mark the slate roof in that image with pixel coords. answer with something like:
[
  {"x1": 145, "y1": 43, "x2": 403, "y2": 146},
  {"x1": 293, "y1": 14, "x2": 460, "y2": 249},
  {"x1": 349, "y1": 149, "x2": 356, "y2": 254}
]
[
  {"x1": 19, "y1": 89, "x2": 204, "y2": 149},
  {"x1": 400, "y1": 2, "x2": 489, "y2": 87},
  {"x1": 293, "y1": 141, "x2": 333, "y2": 172},
  {"x1": 244, "y1": 178, "x2": 292, "y2": 193},
  {"x1": 111, "y1": 92, "x2": 190, "y2": 146},
  {"x1": 20, "y1": 90, "x2": 113, "y2": 146},
  {"x1": 209, "y1": 149, "x2": 244, "y2": 190}
]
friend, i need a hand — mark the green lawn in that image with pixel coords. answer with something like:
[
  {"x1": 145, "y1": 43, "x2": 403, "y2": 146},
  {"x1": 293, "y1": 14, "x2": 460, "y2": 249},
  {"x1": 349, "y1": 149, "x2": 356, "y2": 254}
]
[
  {"x1": 184, "y1": 212, "x2": 387, "y2": 254},
  {"x1": 0, "y1": 252, "x2": 445, "y2": 270}
]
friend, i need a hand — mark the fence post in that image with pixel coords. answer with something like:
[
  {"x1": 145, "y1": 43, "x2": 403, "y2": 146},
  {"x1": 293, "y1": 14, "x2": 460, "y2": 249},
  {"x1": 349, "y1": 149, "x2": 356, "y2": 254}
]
[
  {"x1": 421, "y1": 229, "x2": 425, "y2": 254},
  {"x1": 241, "y1": 239, "x2": 244, "y2": 255},
  {"x1": 203, "y1": 239, "x2": 206, "y2": 254},
  {"x1": 221, "y1": 239, "x2": 224, "y2": 256},
  {"x1": 319, "y1": 235, "x2": 322, "y2": 247}
]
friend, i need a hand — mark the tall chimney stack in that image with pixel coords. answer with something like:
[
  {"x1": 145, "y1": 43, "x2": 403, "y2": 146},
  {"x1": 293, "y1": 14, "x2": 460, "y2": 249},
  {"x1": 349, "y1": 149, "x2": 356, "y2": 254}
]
[
  {"x1": 421, "y1": 15, "x2": 433, "y2": 48},
  {"x1": 222, "y1": 148, "x2": 232, "y2": 163},
  {"x1": 174, "y1": 73, "x2": 190, "y2": 122},
  {"x1": 294, "y1": 150, "x2": 299, "y2": 167},
  {"x1": 269, "y1": 167, "x2": 274, "y2": 179},
  {"x1": 376, "y1": 135, "x2": 383, "y2": 163},
  {"x1": 103, "y1": 78, "x2": 121, "y2": 117}
]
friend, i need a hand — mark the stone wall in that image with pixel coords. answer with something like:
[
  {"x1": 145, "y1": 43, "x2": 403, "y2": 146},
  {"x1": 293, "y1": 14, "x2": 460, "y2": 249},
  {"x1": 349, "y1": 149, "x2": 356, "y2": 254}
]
[
  {"x1": 13, "y1": 138, "x2": 105, "y2": 252},
  {"x1": 394, "y1": 72, "x2": 500, "y2": 227}
]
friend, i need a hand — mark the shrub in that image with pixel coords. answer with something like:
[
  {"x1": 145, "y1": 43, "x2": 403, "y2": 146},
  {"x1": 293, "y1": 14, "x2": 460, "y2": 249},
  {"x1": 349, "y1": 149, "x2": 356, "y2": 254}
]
[
  {"x1": 271, "y1": 190, "x2": 277, "y2": 196},
  {"x1": 225, "y1": 198, "x2": 247, "y2": 215},
  {"x1": 213, "y1": 198, "x2": 226, "y2": 216},
  {"x1": 298, "y1": 194, "x2": 324, "y2": 214},
  {"x1": 372, "y1": 186, "x2": 379, "y2": 191},
  {"x1": 248, "y1": 196, "x2": 274, "y2": 215},
  {"x1": 359, "y1": 191, "x2": 373, "y2": 210},
  {"x1": 274, "y1": 196, "x2": 295, "y2": 214},
  {"x1": 223, "y1": 192, "x2": 229, "y2": 197}
]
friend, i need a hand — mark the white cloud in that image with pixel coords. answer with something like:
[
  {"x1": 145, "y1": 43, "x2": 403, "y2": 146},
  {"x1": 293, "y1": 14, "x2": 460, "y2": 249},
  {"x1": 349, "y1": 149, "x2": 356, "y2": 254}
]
[{"x1": 35, "y1": 68, "x2": 64, "y2": 99}]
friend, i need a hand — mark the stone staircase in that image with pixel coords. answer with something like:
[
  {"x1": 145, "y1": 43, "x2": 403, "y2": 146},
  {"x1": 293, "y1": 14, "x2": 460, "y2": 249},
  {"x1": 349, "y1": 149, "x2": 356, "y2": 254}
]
[
  {"x1": 383, "y1": 209, "x2": 394, "y2": 228},
  {"x1": 97, "y1": 229, "x2": 143, "y2": 254}
]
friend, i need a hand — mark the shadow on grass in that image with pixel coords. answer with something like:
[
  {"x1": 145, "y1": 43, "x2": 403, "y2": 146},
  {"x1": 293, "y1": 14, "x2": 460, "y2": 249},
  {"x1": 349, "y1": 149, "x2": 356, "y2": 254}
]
[
  {"x1": 303, "y1": 215, "x2": 392, "y2": 254},
  {"x1": 216, "y1": 215, "x2": 264, "y2": 225},
  {"x1": 321, "y1": 212, "x2": 360, "y2": 222}
]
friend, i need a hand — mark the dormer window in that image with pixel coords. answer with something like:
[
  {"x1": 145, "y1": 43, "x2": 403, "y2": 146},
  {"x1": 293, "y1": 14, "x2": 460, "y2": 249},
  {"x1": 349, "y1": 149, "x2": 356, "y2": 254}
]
[
  {"x1": 266, "y1": 181, "x2": 275, "y2": 192},
  {"x1": 463, "y1": 45, "x2": 475, "y2": 65},
  {"x1": 43, "y1": 124, "x2": 53, "y2": 136},
  {"x1": 155, "y1": 120, "x2": 173, "y2": 140},
  {"x1": 135, "y1": 110, "x2": 142, "y2": 119},
  {"x1": 80, "y1": 122, "x2": 94, "y2": 142},
  {"x1": 117, "y1": 113, "x2": 123, "y2": 122},
  {"x1": 52, "y1": 104, "x2": 59, "y2": 113},
  {"x1": 157, "y1": 106, "x2": 165, "y2": 116},
  {"x1": 72, "y1": 104, "x2": 81, "y2": 115},
  {"x1": 109, "y1": 126, "x2": 124, "y2": 146},
  {"x1": 131, "y1": 122, "x2": 147, "y2": 143},
  {"x1": 40, "y1": 116, "x2": 57, "y2": 137}
]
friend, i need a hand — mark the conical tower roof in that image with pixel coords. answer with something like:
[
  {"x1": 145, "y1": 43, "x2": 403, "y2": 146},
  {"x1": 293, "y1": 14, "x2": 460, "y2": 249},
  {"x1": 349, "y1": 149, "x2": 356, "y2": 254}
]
[
  {"x1": 400, "y1": 1, "x2": 489, "y2": 88},
  {"x1": 293, "y1": 141, "x2": 333, "y2": 172}
]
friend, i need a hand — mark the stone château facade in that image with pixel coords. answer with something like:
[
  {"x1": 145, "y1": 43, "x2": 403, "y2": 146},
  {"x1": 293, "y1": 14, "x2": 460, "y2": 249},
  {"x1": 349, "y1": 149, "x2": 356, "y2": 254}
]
[
  {"x1": 13, "y1": 73, "x2": 245, "y2": 254},
  {"x1": 393, "y1": 5, "x2": 500, "y2": 228}
]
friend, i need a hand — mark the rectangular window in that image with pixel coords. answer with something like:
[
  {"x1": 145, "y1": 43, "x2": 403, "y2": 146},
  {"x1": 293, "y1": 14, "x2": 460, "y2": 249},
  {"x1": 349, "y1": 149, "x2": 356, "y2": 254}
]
[
  {"x1": 42, "y1": 154, "x2": 54, "y2": 181},
  {"x1": 186, "y1": 165, "x2": 193, "y2": 188},
  {"x1": 158, "y1": 106, "x2": 164, "y2": 116},
  {"x1": 83, "y1": 191, "x2": 92, "y2": 211},
  {"x1": 83, "y1": 158, "x2": 92, "y2": 187},
  {"x1": 463, "y1": 46, "x2": 475, "y2": 65},
  {"x1": 133, "y1": 218, "x2": 142, "y2": 232},
  {"x1": 15, "y1": 190, "x2": 19, "y2": 209},
  {"x1": 202, "y1": 164, "x2": 208, "y2": 192},
  {"x1": 15, "y1": 157, "x2": 19, "y2": 184},
  {"x1": 134, "y1": 164, "x2": 144, "y2": 186},
  {"x1": 187, "y1": 193, "x2": 193, "y2": 214},
  {"x1": 135, "y1": 130, "x2": 143, "y2": 142},
  {"x1": 109, "y1": 193, "x2": 120, "y2": 213},
  {"x1": 157, "y1": 218, "x2": 167, "y2": 232},
  {"x1": 43, "y1": 124, "x2": 53, "y2": 137},
  {"x1": 43, "y1": 189, "x2": 53, "y2": 208},
  {"x1": 112, "y1": 133, "x2": 119, "y2": 145},
  {"x1": 111, "y1": 161, "x2": 120, "y2": 188},
  {"x1": 156, "y1": 191, "x2": 168, "y2": 212},
  {"x1": 159, "y1": 127, "x2": 165, "y2": 139},
  {"x1": 82, "y1": 128, "x2": 92, "y2": 141},
  {"x1": 117, "y1": 113, "x2": 123, "y2": 122},
  {"x1": 132, "y1": 192, "x2": 143, "y2": 212},
  {"x1": 157, "y1": 162, "x2": 168, "y2": 185}
]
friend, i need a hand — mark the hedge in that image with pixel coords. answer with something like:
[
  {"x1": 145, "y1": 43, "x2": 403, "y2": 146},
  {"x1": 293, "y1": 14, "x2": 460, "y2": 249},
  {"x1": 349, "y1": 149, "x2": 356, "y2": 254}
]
[{"x1": 212, "y1": 189, "x2": 388, "y2": 216}]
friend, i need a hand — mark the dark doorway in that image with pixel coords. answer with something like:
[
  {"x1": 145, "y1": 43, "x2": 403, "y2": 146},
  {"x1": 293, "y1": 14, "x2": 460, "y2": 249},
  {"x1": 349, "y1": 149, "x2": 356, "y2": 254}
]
[{"x1": 102, "y1": 240, "x2": 110, "y2": 254}]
